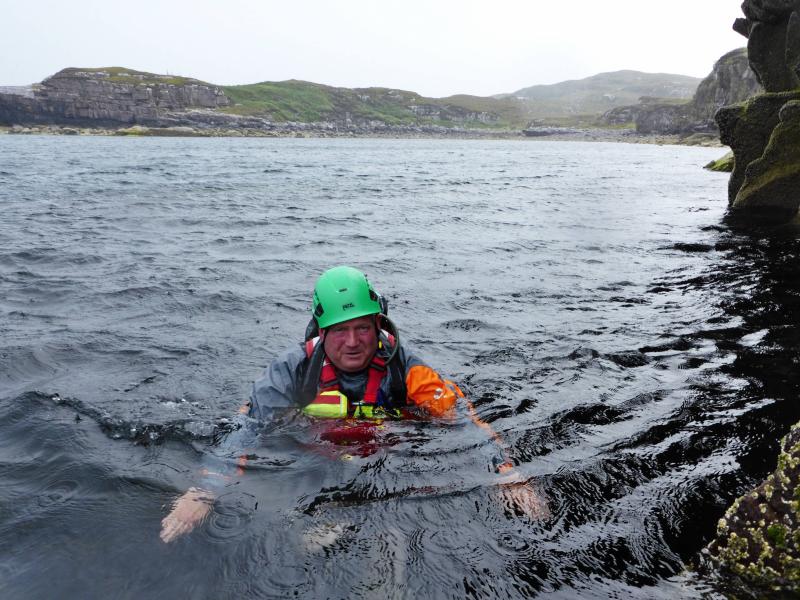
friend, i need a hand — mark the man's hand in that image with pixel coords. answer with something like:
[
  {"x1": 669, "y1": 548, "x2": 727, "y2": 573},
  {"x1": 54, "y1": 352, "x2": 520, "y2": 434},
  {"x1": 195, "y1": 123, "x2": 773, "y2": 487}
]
[
  {"x1": 160, "y1": 487, "x2": 214, "y2": 543},
  {"x1": 497, "y1": 481, "x2": 550, "y2": 520},
  {"x1": 494, "y1": 466, "x2": 550, "y2": 520}
]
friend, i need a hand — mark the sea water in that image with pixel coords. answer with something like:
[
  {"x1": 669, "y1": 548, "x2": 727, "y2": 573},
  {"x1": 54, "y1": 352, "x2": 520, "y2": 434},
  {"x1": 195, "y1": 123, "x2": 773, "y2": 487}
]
[{"x1": 2, "y1": 135, "x2": 797, "y2": 598}]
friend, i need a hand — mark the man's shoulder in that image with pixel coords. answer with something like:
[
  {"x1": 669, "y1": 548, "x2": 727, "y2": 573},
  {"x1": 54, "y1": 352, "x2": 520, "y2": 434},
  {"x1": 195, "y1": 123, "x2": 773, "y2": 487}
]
[
  {"x1": 394, "y1": 340, "x2": 427, "y2": 368},
  {"x1": 270, "y1": 342, "x2": 309, "y2": 370}
]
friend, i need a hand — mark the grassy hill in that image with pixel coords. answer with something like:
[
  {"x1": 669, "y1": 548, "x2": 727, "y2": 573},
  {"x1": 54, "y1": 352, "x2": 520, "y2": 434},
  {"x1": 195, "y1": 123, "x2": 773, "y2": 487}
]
[
  {"x1": 220, "y1": 81, "x2": 529, "y2": 128},
  {"x1": 220, "y1": 70, "x2": 702, "y2": 128},
  {"x1": 222, "y1": 81, "x2": 422, "y2": 123},
  {"x1": 10, "y1": 66, "x2": 705, "y2": 130},
  {"x1": 501, "y1": 70, "x2": 702, "y2": 120}
]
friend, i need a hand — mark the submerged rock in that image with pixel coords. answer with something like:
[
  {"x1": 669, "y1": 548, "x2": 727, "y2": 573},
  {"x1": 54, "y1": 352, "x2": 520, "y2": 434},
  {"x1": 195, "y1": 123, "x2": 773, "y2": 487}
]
[
  {"x1": 706, "y1": 422, "x2": 800, "y2": 595},
  {"x1": 704, "y1": 150, "x2": 735, "y2": 172}
]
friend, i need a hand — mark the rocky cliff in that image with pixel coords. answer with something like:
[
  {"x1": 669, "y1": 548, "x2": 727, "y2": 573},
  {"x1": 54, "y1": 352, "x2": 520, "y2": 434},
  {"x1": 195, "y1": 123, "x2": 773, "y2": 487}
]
[
  {"x1": 602, "y1": 48, "x2": 762, "y2": 135},
  {"x1": 2, "y1": 67, "x2": 713, "y2": 134},
  {"x1": 705, "y1": 2, "x2": 800, "y2": 594},
  {"x1": 0, "y1": 67, "x2": 231, "y2": 127},
  {"x1": 0, "y1": 68, "x2": 509, "y2": 132},
  {"x1": 693, "y1": 48, "x2": 762, "y2": 125},
  {"x1": 715, "y1": 1, "x2": 800, "y2": 223}
]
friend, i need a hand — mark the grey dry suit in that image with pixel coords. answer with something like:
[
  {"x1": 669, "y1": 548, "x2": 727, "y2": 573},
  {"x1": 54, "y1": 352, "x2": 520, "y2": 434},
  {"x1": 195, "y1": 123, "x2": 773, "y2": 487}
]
[
  {"x1": 247, "y1": 337, "x2": 428, "y2": 420},
  {"x1": 197, "y1": 337, "x2": 465, "y2": 491}
]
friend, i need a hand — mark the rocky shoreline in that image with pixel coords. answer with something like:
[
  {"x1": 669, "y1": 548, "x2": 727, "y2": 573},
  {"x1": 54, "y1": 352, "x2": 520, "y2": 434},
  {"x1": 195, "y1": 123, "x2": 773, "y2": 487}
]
[
  {"x1": 0, "y1": 123, "x2": 722, "y2": 147},
  {"x1": 699, "y1": 1, "x2": 800, "y2": 595},
  {"x1": 0, "y1": 66, "x2": 732, "y2": 148},
  {"x1": 704, "y1": 423, "x2": 800, "y2": 596}
]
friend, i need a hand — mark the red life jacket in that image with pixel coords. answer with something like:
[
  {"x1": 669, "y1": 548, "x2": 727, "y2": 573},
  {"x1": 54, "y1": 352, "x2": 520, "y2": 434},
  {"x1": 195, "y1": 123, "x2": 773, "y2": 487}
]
[{"x1": 304, "y1": 331, "x2": 396, "y2": 406}]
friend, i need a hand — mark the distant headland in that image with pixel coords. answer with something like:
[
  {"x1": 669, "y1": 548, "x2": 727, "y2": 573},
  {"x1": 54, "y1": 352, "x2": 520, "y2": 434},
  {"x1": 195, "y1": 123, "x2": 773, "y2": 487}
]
[{"x1": 0, "y1": 54, "x2": 760, "y2": 144}]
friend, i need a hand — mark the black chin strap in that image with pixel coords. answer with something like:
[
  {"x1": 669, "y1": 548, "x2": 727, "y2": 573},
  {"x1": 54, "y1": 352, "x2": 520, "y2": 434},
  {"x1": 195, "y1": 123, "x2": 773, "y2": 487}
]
[
  {"x1": 378, "y1": 315, "x2": 407, "y2": 406},
  {"x1": 299, "y1": 334, "x2": 327, "y2": 407}
]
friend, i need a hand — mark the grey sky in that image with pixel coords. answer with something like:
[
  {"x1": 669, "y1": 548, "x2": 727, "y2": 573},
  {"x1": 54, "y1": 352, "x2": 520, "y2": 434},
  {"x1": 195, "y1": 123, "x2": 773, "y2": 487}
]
[{"x1": 2, "y1": 0, "x2": 746, "y2": 97}]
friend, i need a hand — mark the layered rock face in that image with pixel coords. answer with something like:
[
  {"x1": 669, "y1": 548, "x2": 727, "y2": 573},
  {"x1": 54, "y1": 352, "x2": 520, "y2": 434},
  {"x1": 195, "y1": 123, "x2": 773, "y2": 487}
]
[
  {"x1": 716, "y1": 0, "x2": 800, "y2": 221},
  {"x1": 0, "y1": 68, "x2": 231, "y2": 127},
  {"x1": 622, "y1": 98, "x2": 697, "y2": 135},
  {"x1": 0, "y1": 68, "x2": 502, "y2": 132},
  {"x1": 602, "y1": 49, "x2": 761, "y2": 135},
  {"x1": 408, "y1": 103, "x2": 497, "y2": 124}
]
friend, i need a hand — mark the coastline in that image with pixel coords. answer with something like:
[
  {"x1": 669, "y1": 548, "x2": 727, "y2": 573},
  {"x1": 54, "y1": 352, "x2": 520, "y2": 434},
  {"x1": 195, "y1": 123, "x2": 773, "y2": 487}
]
[{"x1": 0, "y1": 124, "x2": 723, "y2": 147}]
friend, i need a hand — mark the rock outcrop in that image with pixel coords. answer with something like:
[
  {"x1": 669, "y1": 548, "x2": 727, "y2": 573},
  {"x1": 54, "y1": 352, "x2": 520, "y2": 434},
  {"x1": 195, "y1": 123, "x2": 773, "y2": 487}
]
[
  {"x1": 716, "y1": 0, "x2": 800, "y2": 222},
  {"x1": 0, "y1": 67, "x2": 231, "y2": 127},
  {"x1": 620, "y1": 97, "x2": 698, "y2": 135},
  {"x1": 733, "y1": 0, "x2": 800, "y2": 92},
  {"x1": 692, "y1": 48, "x2": 763, "y2": 128},
  {"x1": 705, "y1": 2, "x2": 800, "y2": 592},
  {"x1": 601, "y1": 48, "x2": 761, "y2": 135},
  {"x1": 704, "y1": 150, "x2": 735, "y2": 172}
]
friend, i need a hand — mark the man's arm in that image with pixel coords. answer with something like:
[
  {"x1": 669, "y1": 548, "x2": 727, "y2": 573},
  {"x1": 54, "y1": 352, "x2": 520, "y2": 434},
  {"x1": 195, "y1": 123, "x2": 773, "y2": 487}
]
[
  {"x1": 160, "y1": 345, "x2": 307, "y2": 543},
  {"x1": 399, "y1": 344, "x2": 548, "y2": 519},
  {"x1": 159, "y1": 412, "x2": 263, "y2": 543},
  {"x1": 404, "y1": 360, "x2": 512, "y2": 470}
]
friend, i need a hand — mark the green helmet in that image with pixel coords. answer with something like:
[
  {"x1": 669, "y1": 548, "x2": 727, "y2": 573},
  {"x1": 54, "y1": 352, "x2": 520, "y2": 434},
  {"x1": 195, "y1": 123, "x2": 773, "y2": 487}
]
[{"x1": 312, "y1": 266, "x2": 382, "y2": 329}]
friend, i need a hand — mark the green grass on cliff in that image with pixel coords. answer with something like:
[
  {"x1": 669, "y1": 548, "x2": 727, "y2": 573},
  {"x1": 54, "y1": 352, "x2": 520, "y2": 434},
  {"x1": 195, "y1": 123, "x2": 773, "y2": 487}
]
[
  {"x1": 222, "y1": 81, "x2": 336, "y2": 121},
  {"x1": 220, "y1": 80, "x2": 528, "y2": 127},
  {"x1": 62, "y1": 67, "x2": 205, "y2": 87}
]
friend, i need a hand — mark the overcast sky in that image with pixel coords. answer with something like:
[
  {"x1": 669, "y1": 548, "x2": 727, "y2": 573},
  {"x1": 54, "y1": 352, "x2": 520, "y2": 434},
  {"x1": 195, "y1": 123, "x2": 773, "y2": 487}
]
[{"x1": 2, "y1": 0, "x2": 746, "y2": 97}]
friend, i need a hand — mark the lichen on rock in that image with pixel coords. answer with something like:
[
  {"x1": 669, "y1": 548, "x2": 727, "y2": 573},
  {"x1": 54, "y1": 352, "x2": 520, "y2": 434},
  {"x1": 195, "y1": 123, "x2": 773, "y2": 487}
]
[{"x1": 706, "y1": 422, "x2": 800, "y2": 595}]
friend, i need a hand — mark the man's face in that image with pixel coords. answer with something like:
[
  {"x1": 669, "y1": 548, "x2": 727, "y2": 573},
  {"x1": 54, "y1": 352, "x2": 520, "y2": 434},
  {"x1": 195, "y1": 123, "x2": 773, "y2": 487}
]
[{"x1": 323, "y1": 315, "x2": 378, "y2": 372}]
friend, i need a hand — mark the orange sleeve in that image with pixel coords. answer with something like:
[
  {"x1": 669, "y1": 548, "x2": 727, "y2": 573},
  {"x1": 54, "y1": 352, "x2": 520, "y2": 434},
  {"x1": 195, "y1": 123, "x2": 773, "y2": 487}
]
[{"x1": 405, "y1": 364, "x2": 464, "y2": 417}]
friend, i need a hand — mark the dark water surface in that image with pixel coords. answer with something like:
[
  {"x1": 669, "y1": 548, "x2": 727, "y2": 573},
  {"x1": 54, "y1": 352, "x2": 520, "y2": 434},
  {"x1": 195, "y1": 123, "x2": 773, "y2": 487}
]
[{"x1": 2, "y1": 136, "x2": 799, "y2": 598}]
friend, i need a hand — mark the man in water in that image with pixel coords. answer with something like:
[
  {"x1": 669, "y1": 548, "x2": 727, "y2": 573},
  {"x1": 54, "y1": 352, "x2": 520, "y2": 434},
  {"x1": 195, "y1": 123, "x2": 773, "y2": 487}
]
[{"x1": 161, "y1": 266, "x2": 544, "y2": 542}]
